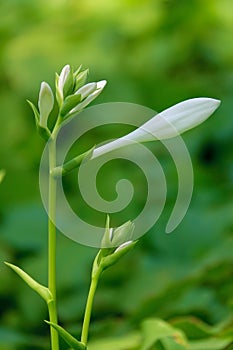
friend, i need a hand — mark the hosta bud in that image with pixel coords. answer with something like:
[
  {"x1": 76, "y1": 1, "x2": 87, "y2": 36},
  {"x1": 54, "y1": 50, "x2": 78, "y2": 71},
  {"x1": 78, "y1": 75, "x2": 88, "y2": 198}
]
[
  {"x1": 58, "y1": 65, "x2": 70, "y2": 97},
  {"x1": 101, "y1": 216, "x2": 135, "y2": 248},
  {"x1": 71, "y1": 80, "x2": 107, "y2": 114},
  {"x1": 38, "y1": 82, "x2": 54, "y2": 128},
  {"x1": 75, "y1": 82, "x2": 97, "y2": 100}
]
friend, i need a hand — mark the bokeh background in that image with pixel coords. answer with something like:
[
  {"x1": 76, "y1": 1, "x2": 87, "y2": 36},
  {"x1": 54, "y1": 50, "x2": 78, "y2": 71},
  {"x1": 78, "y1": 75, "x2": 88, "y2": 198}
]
[{"x1": 0, "y1": 0, "x2": 233, "y2": 349}]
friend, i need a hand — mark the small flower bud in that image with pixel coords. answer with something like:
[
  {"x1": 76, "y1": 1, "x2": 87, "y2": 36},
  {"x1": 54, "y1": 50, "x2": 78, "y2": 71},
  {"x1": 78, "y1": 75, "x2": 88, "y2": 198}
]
[
  {"x1": 101, "y1": 216, "x2": 135, "y2": 248},
  {"x1": 75, "y1": 82, "x2": 97, "y2": 100},
  {"x1": 71, "y1": 80, "x2": 107, "y2": 113},
  {"x1": 38, "y1": 82, "x2": 54, "y2": 128},
  {"x1": 58, "y1": 64, "x2": 71, "y2": 98}
]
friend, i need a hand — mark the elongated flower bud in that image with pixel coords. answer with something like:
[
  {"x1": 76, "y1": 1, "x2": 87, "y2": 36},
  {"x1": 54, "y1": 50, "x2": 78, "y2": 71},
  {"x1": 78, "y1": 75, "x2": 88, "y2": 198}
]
[
  {"x1": 92, "y1": 98, "x2": 221, "y2": 159},
  {"x1": 71, "y1": 80, "x2": 107, "y2": 114},
  {"x1": 75, "y1": 82, "x2": 97, "y2": 100},
  {"x1": 38, "y1": 82, "x2": 54, "y2": 128},
  {"x1": 58, "y1": 64, "x2": 71, "y2": 99}
]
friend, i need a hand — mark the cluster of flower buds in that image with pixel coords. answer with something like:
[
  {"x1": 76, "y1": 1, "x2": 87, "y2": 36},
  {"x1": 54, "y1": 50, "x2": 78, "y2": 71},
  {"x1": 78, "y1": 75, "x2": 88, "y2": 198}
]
[
  {"x1": 28, "y1": 64, "x2": 107, "y2": 140},
  {"x1": 92, "y1": 216, "x2": 137, "y2": 278}
]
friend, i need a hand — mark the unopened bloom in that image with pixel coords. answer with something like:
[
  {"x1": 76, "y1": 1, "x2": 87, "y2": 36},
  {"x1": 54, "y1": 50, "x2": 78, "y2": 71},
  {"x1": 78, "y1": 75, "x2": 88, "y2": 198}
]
[
  {"x1": 101, "y1": 216, "x2": 135, "y2": 248},
  {"x1": 57, "y1": 64, "x2": 72, "y2": 100},
  {"x1": 92, "y1": 98, "x2": 221, "y2": 159},
  {"x1": 92, "y1": 217, "x2": 136, "y2": 277},
  {"x1": 38, "y1": 82, "x2": 54, "y2": 128},
  {"x1": 70, "y1": 80, "x2": 107, "y2": 114},
  {"x1": 56, "y1": 64, "x2": 107, "y2": 118}
]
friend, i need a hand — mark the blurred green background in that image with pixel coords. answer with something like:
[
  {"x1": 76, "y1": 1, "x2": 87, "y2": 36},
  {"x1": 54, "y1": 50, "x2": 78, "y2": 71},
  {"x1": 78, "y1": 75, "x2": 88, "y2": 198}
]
[{"x1": 0, "y1": 0, "x2": 233, "y2": 349}]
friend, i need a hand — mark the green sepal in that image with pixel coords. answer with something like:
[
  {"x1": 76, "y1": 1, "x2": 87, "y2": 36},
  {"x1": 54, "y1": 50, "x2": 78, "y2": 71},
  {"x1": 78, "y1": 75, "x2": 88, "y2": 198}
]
[
  {"x1": 60, "y1": 94, "x2": 82, "y2": 117},
  {"x1": 27, "y1": 99, "x2": 40, "y2": 123},
  {"x1": 74, "y1": 64, "x2": 83, "y2": 77},
  {"x1": 92, "y1": 241, "x2": 137, "y2": 278},
  {"x1": 5, "y1": 262, "x2": 53, "y2": 304},
  {"x1": 99, "y1": 241, "x2": 137, "y2": 272},
  {"x1": 63, "y1": 66, "x2": 74, "y2": 98},
  {"x1": 74, "y1": 69, "x2": 89, "y2": 91},
  {"x1": 27, "y1": 100, "x2": 51, "y2": 140},
  {"x1": 55, "y1": 72, "x2": 63, "y2": 107},
  {"x1": 36, "y1": 124, "x2": 51, "y2": 141},
  {"x1": 0, "y1": 169, "x2": 6, "y2": 184},
  {"x1": 52, "y1": 146, "x2": 95, "y2": 178},
  {"x1": 45, "y1": 321, "x2": 86, "y2": 350}
]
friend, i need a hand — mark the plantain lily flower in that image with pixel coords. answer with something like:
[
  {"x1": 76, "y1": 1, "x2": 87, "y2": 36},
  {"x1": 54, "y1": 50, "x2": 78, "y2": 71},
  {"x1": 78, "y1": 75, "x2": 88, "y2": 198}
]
[{"x1": 92, "y1": 97, "x2": 221, "y2": 159}]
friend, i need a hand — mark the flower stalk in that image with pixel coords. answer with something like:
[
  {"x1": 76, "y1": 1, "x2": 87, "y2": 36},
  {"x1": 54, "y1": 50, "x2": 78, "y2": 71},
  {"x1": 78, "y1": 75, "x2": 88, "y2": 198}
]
[{"x1": 47, "y1": 129, "x2": 60, "y2": 350}]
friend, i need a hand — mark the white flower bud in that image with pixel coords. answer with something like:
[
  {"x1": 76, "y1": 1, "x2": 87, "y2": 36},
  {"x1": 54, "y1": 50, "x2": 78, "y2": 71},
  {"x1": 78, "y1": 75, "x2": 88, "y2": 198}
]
[
  {"x1": 38, "y1": 82, "x2": 54, "y2": 128},
  {"x1": 58, "y1": 64, "x2": 71, "y2": 99},
  {"x1": 71, "y1": 80, "x2": 107, "y2": 113},
  {"x1": 75, "y1": 82, "x2": 97, "y2": 100},
  {"x1": 92, "y1": 98, "x2": 221, "y2": 159}
]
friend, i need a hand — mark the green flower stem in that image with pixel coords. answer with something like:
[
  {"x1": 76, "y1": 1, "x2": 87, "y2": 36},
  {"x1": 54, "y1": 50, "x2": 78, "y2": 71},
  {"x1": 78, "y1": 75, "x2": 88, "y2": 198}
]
[
  {"x1": 48, "y1": 124, "x2": 60, "y2": 350},
  {"x1": 48, "y1": 299, "x2": 59, "y2": 350},
  {"x1": 81, "y1": 268, "x2": 101, "y2": 346}
]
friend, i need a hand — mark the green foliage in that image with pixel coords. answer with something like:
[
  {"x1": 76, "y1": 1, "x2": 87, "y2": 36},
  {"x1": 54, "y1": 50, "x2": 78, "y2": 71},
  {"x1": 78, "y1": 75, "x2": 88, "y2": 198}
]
[
  {"x1": 87, "y1": 317, "x2": 233, "y2": 349},
  {"x1": 0, "y1": 0, "x2": 233, "y2": 349}
]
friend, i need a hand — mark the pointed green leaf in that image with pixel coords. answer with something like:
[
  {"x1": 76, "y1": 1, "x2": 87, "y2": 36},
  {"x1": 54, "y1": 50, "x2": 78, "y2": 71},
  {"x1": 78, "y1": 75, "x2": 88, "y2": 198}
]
[
  {"x1": 5, "y1": 262, "x2": 52, "y2": 304},
  {"x1": 27, "y1": 100, "x2": 40, "y2": 123},
  {"x1": 45, "y1": 321, "x2": 86, "y2": 350},
  {"x1": 60, "y1": 94, "x2": 82, "y2": 117}
]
